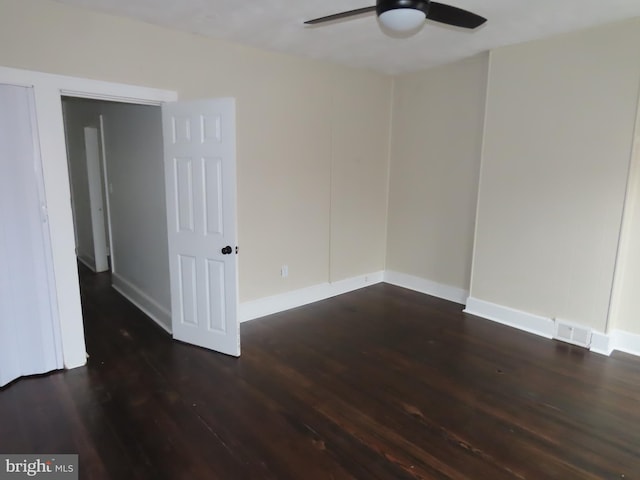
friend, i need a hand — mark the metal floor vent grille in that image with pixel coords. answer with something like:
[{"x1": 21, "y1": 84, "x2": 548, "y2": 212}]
[{"x1": 554, "y1": 319, "x2": 592, "y2": 348}]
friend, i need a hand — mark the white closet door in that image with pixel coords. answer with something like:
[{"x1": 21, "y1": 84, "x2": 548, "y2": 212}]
[{"x1": 0, "y1": 84, "x2": 63, "y2": 387}]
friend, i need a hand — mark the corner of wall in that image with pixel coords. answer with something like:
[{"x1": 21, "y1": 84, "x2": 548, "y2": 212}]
[
  {"x1": 467, "y1": 50, "x2": 493, "y2": 297},
  {"x1": 384, "y1": 271, "x2": 468, "y2": 305},
  {"x1": 382, "y1": 75, "x2": 397, "y2": 271},
  {"x1": 605, "y1": 72, "x2": 640, "y2": 335}
]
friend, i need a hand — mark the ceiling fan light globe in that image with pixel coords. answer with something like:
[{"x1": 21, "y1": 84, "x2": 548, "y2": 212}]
[{"x1": 379, "y1": 8, "x2": 425, "y2": 31}]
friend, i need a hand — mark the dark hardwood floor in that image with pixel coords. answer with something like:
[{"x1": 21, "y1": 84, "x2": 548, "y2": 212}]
[{"x1": 1, "y1": 266, "x2": 639, "y2": 479}]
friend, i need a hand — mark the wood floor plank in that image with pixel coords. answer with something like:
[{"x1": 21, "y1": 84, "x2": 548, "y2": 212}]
[{"x1": 1, "y1": 265, "x2": 639, "y2": 479}]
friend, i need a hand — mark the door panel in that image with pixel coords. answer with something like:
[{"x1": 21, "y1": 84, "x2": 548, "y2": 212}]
[
  {"x1": 178, "y1": 254, "x2": 198, "y2": 326},
  {"x1": 206, "y1": 259, "x2": 226, "y2": 332},
  {"x1": 162, "y1": 98, "x2": 239, "y2": 357},
  {"x1": 0, "y1": 84, "x2": 63, "y2": 386},
  {"x1": 204, "y1": 157, "x2": 224, "y2": 235},
  {"x1": 174, "y1": 158, "x2": 195, "y2": 233}
]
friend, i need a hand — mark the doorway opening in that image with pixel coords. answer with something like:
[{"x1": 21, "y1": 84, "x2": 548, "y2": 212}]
[
  {"x1": 61, "y1": 97, "x2": 172, "y2": 334},
  {"x1": 0, "y1": 66, "x2": 242, "y2": 368},
  {"x1": 58, "y1": 92, "x2": 241, "y2": 358}
]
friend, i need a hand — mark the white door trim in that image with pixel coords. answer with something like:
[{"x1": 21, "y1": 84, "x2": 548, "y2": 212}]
[{"x1": 0, "y1": 65, "x2": 177, "y2": 369}]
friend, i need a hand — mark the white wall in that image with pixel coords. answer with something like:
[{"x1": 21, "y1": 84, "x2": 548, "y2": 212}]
[
  {"x1": 469, "y1": 19, "x2": 640, "y2": 332},
  {"x1": 101, "y1": 102, "x2": 171, "y2": 328},
  {"x1": 386, "y1": 54, "x2": 488, "y2": 300}
]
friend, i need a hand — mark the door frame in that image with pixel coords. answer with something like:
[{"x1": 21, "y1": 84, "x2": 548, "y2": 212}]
[
  {"x1": 99, "y1": 114, "x2": 116, "y2": 272},
  {"x1": 83, "y1": 126, "x2": 109, "y2": 272},
  {"x1": 0, "y1": 65, "x2": 177, "y2": 369}
]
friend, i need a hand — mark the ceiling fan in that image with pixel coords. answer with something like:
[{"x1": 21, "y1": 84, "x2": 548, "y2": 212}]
[{"x1": 304, "y1": 0, "x2": 487, "y2": 33}]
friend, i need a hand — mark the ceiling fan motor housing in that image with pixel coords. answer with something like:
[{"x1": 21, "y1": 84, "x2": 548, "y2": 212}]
[
  {"x1": 376, "y1": 0, "x2": 430, "y2": 16},
  {"x1": 304, "y1": 0, "x2": 485, "y2": 30}
]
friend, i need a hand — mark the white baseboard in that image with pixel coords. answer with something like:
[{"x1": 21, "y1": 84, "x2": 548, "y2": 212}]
[
  {"x1": 111, "y1": 272, "x2": 172, "y2": 334},
  {"x1": 589, "y1": 331, "x2": 613, "y2": 356},
  {"x1": 464, "y1": 297, "x2": 555, "y2": 339},
  {"x1": 77, "y1": 254, "x2": 95, "y2": 272},
  {"x1": 235, "y1": 266, "x2": 640, "y2": 360},
  {"x1": 464, "y1": 297, "x2": 640, "y2": 359},
  {"x1": 384, "y1": 271, "x2": 468, "y2": 305},
  {"x1": 610, "y1": 329, "x2": 640, "y2": 357},
  {"x1": 239, "y1": 271, "x2": 384, "y2": 323}
]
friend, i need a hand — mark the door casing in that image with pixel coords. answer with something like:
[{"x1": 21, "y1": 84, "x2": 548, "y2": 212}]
[{"x1": 0, "y1": 65, "x2": 177, "y2": 368}]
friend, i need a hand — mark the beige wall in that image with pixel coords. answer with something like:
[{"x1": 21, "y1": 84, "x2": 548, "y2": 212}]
[
  {"x1": 470, "y1": 19, "x2": 640, "y2": 331},
  {"x1": 0, "y1": 0, "x2": 392, "y2": 302},
  {"x1": 330, "y1": 69, "x2": 392, "y2": 282},
  {"x1": 386, "y1": 54, "x2": 488, "y2": 291},
  {"x1": 5, "y1": 0, "x2": 640, "y2": 342}
]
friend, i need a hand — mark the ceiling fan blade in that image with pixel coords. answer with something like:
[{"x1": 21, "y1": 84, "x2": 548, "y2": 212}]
[
  {"x1": 426, "y1": 2, "x2": 487, "y2": 29},
  {"x1": 304, "y1": 6, "x2": 376, "y2": 25}
]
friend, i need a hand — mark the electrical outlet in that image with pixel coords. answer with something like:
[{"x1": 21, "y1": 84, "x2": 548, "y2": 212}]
[{"x1": 281, "y1": 265, "x2": 288, "y2": 278}]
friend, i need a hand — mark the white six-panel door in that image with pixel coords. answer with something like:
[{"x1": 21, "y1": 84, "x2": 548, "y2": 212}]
[{"x1": 162, "y1": 98, "x2": 240, "y2": 357}]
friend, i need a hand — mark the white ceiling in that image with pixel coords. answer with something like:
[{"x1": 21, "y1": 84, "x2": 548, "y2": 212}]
[{"x1": 54, "y1": 0, "x2": 640, "y2": 74}]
